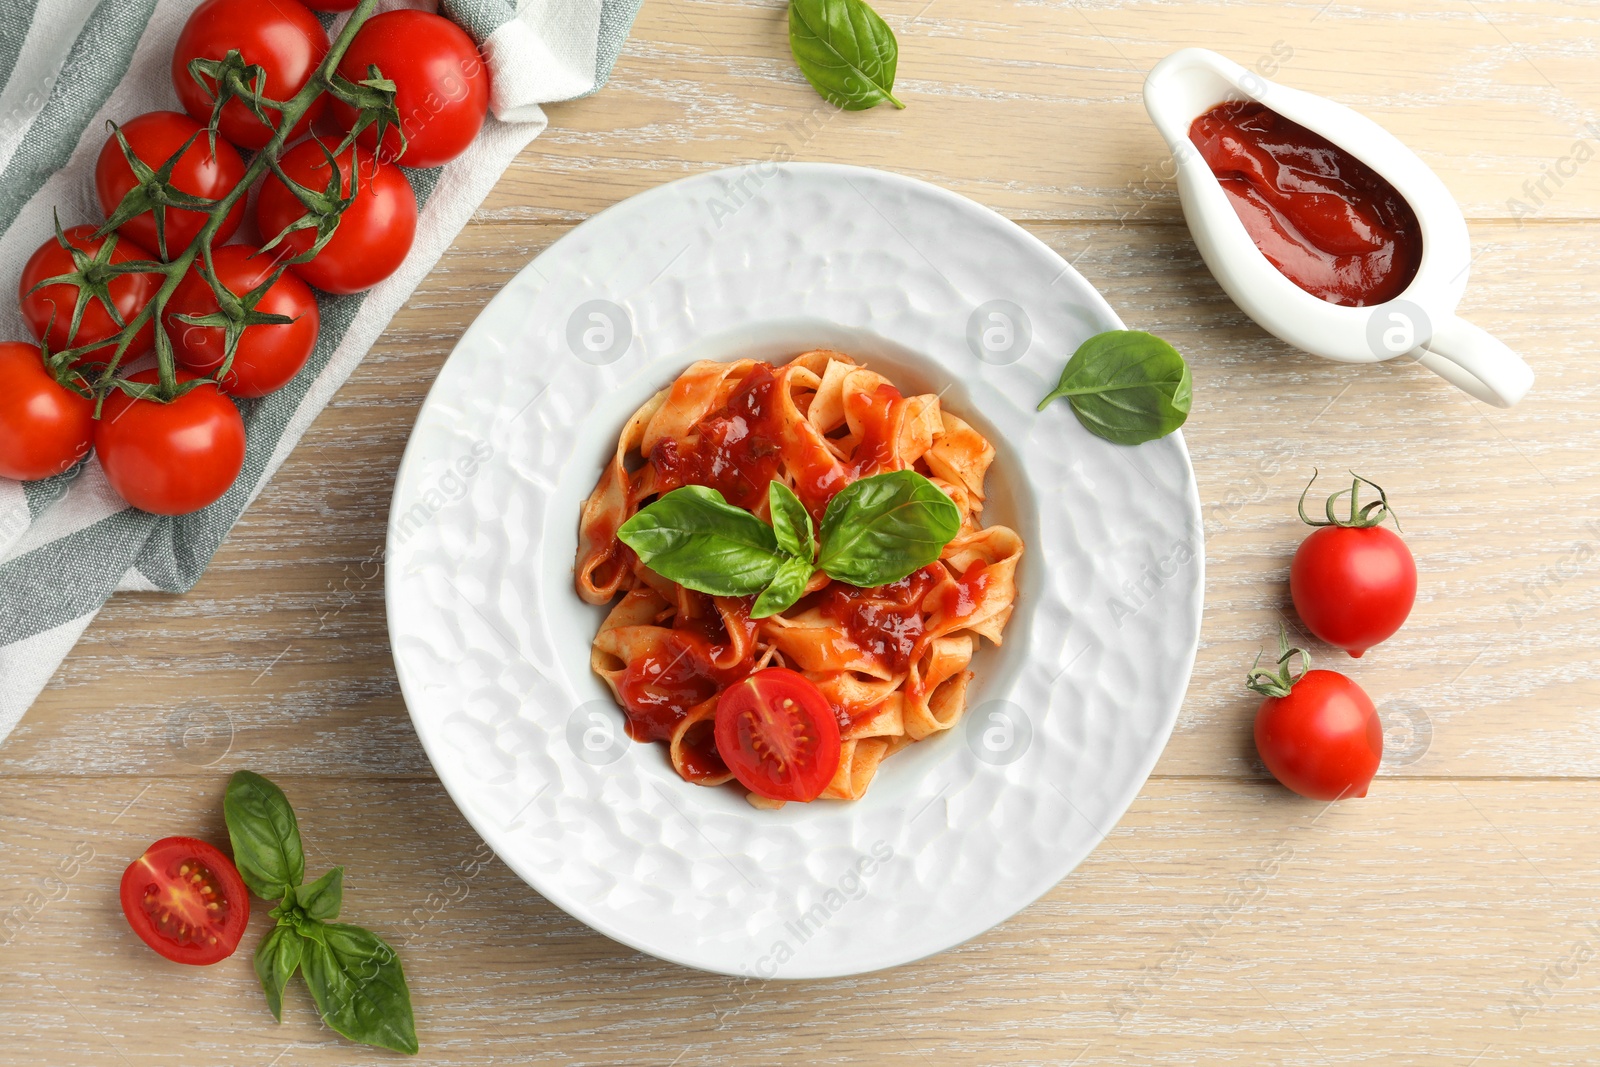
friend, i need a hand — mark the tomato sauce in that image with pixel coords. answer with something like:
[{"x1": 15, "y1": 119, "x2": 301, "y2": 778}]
[
  {"x1": 1189, "y1": 101, "x2": 1422, "y2": 307},
  {"x1": 818, "y1": 564, "x2": 941, "y2": 674},
  {"x1": 844, "y1": 383, "x2": 904, "y2": 480},
  {"x1": 615, "y1": 596, "x2": 755, "y2": 742},
  {"x1": 676, "y1": 717, "x2": 730, "y2": 783},
  {"x1": 939, "y1": 560, "x2": 991, "y2": 623},
  {"x1": 650, "y1": 363, "x2": 903, "y2": 516},
  {"x1": 651, "y1": 363, "x2": 786, "y2": 511}
]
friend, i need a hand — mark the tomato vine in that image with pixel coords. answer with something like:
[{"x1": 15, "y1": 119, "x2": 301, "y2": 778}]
[{"x1": 29, "y1": 0, "x2": 401, "y2": 413}]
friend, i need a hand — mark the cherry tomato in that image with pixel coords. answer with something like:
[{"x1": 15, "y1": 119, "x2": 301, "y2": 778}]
[
  {"x1": 120, "y1": 836, "x2": 249, "y2": 965},
  {"x1": 1292, "y1": 525, "x2": 1416, "y2": 658},
  {"x1": 714, "y1": 667, "x2": 841, "y2": 802},
  {"x1": 18, "y1": 225, "x2": 159, "y2": 364},
  {"x1": 1248, "y1": 635, "x2": 1382, "y2": 801},
  {"x1": 0, "y1": 342, "x2": 93, "y2": 481},
  {"x1": 95, "y1": 369, "x2": 245, "y2": 516},
  {"x1": 172, "y1": 0, "x2": 329, "y2": 151},
  {"x1": 327, "y1": 10, "x2": 490, "y2": 169},
  {"x1": 1290, "y1": 474, "x2": 1417, "y2": 657},
  {"x1": 302, "y1": 0, "x2": 359, "y2": 9},
  {"x1": 95, "y1": 110, "x2": 247, "y2": 258},
  {"x1": 254, "y1": 138, "x2": 417, "y2": 294},
  {"x1": 168, "y1": 244, "x2": 320, "y2": 398},
  {"x1": 1254, "y1": 669, "x2": 1383, "y2": 801}
]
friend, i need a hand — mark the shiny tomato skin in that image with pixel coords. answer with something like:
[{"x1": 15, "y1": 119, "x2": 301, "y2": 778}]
[
  {"x1": 1291, "y1": 525, "x2": 1417, "y2": 658},
  {"x1": 326, "y1": 10, "x2": 490, "y2": 169},
  {"x1": 18, "y1": 224, "x2": 159, "y2": 363},
  {"x1": 95, "y1": 111, "x2": 247, "y2": 257},
  {"x1": 95, "y1": 370, "x2": 245, "y2": 516},
  {"x1": 0, "y1": 342, "x2": 94, "y2": 481},
  {"x1": 1254, "y1": 669, "x2": 1383, "y2": 801},
  {"x1": 302, "y1": 0, "x2": 358, "y2": 9},
  {"x1": 168, "y1": 244, "x2": 320, "y2": 397},
  {"x1": 254, "y1": 138, "x2": 417, "y2": 294},
  {"x1": 172, "y1": 0, "x2": 329, "y2": 151},
  {"x1": 714, "y1": 667, "x2": 841, "y2": 802},
  {"x1": 120, "y1": 836, "x2": 249, "y2": 965}
]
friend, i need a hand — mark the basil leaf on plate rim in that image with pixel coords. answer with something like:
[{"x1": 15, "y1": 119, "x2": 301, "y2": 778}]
[
  {"x1": 788, "y1": 0, "x2": 905, "y2": 111},
  {"x1": 1037, "y1": 329, "x2": 1193, "y2": 446},
  {"x1": 223, "y1": 770, "x2": 418, "y2": 1055}
]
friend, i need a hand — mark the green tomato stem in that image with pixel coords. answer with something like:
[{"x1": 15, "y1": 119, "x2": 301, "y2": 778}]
[{"x1": 89, "y1": 0, "x2": 381, "y2": 404}]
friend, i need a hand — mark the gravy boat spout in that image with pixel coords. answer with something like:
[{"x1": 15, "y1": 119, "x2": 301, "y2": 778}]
[{"x1": 1144, "y1": 48, "x2": 1533, "y2": 408}]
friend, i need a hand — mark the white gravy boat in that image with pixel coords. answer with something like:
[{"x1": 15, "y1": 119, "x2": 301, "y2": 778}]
[{"x1": 1143, "y1": 48, "x2": 1534, "y2": 408}]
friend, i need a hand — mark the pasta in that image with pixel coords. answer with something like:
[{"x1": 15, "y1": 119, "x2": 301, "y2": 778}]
[{"x1": 576, "y1": 351, "x2": 1023, "y2": 804}]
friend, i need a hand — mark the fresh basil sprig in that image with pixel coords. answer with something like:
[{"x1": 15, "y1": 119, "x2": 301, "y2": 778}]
[
  {"x1": 788, "y1": 0, "x2": 905, "y2": 111},
  {"x1": 751, "y1": 482, "x2": 818, "y2": 618},
  {"x1": 618, "y1": 470, "x2": 960, "y2": 618},
  {"x1": 223, "y1": 768, "x2": 305, "y2": 900},
  {"x1": 817, "y1": 469, "x2": 962, "y2": 586},
  {"x1": 298, "y1": 922, "x2": 418, "y2": 1057},
  {"x1": 225, "y1": 771, "x2": 418, "y2": 1055},
  {"x1": 1037, "y1": 330, "x2": 1193, "y2": 445},
  {"x1": 616, "y1": 484, "x2": 783, "y2": 597}
]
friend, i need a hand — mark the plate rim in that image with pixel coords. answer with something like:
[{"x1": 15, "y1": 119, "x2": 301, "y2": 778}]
[{"x1": 385, "y1": 161, "x2": 1206, "y2": 977}]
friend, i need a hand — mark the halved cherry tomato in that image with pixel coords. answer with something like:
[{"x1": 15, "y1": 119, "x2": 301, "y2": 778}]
[
  {"x1": 172, "y1": 0, "x2": 330, "y2": 151},
  {"x1": 254, "y1": 138, "x2": 417, "y2": 294},
  {"x1": 95, "y1": 370, "x2": 245, "y2": 516},
  {"x1": 0, "y1": 342, "x2": 93, "y2": 482},
  {"x1": 18, "y1": 224, "x2": 160, "y2": 363},
  {"x1": 167, "y1": 244, "x2": 320, "y2": 397},
  {"x1": 327, "y1": 10, "x2": 490, "y2": 169},
  {"x1": 94, "y1": 110, "x2": 247, "y2": 258},
  {"x1": 119, "y1": 836, "x2": 250, "y2": 965},
  {"x1": 714, "y1": 667, "x2": 841, "y2": 802}
]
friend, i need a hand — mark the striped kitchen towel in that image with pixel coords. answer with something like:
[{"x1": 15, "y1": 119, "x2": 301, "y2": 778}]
[{"x1": 0, "y1": 0, "x2": 643, "y2": 742}]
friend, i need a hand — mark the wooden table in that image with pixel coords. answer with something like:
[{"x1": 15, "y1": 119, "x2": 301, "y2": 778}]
[{"x1": 5, "y1": 1, "x2": 1598, "y2": 1062}]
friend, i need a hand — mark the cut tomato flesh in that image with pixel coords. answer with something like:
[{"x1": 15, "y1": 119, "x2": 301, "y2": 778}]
[
  {"x1": 120, "y1": 836, "x2": 249, "y2": 966},
  {"x1": 714, "y1": 668, "x2": 842, "y2": 802},
  {"x1": 133, "y1": 854, "x2": 234, "y2": 947}
]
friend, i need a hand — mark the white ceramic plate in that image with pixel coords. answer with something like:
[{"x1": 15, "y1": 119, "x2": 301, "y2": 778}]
[{"x1": 385, "y1": 163, "x2": 1204, "y2": 979}]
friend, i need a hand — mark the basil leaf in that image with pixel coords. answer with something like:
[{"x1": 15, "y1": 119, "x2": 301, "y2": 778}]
[
  {"x1": 817, "y1": 470, "x2": 961, "y2": 587},
  {"x1": 768, "y1": 481, "x2": 815, "y2": 563},
  {"x1": 254, "y1": 924, "x2": 305, "y2": 1023},
  {"x1": 1037, "y1": 330, "x2": 1192, "y2": 445},
  {"x1": 296, "y1": 867, "x2": 344, "y2": 923},
  {"x1": 299, "y1": 922, "x2": 418, "y2": 1055},
  {"x1": 617, "y1": 485, "x2": 783, "y2": 596},
  {"x1": 224, "y1": 770, "x2": 305, "y2": 900},
  {"x1": 788, "y1": 0, "x2": 905, "y2": 111},
  {"x1": 751, "y1": 555, "x2": 816, "y2": 620}
]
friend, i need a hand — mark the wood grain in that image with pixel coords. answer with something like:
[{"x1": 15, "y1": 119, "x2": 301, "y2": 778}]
[
  {"x1": 4, "y1": 778, "x2": 1600, "y2": 1066},
  {"x1": 5, "y1": 0, "x2": 1600, "y2": 1062}
]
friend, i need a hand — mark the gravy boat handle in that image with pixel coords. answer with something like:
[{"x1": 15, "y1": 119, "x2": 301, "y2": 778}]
[{"x1": 1413, "y1": 315, "x2": 1534, "y2": 408}]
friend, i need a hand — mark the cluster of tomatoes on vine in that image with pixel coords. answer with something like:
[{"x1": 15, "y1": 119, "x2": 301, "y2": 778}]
[
  {"x1": 1247, "y1": 472, "x2": 1419, "y2": 802},
  {"x1": 0, "y1": 0, "x2": 490, "y2": 516}
]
